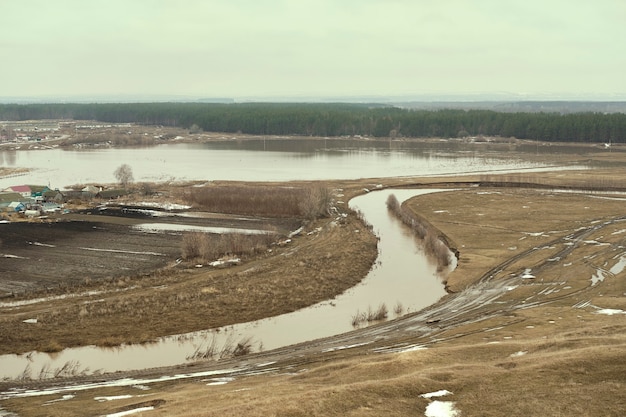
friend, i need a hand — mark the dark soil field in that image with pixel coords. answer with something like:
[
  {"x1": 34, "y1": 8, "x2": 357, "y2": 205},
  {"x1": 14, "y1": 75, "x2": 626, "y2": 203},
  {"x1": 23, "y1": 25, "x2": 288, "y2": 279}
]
[{"x1": 0, "y1": 209, "x2": 300, "y2": 297}]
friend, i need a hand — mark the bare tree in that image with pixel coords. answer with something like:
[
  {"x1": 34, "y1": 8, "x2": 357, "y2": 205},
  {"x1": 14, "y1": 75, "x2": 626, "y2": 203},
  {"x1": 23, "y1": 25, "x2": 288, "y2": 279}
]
[{"x1": 114, "y1": 163, "x2": 134, "y2": 188}]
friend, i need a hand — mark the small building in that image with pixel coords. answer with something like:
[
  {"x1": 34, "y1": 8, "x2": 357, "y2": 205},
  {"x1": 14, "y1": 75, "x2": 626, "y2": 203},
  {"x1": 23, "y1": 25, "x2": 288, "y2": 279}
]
[
  {"x1": 97, "y1": 189, "x2": 129, "y2": 200},
  {"x1": 0, "y1": 192, "x2": 26, "y2": 209},
  {"x1": 8, "y1": 201, "x2": 25, "y2": 212},
  {"x1": 43, "y1": 189, "x2": 64, "y2": 203},
  {"x1": 3, "y1": 185, "x2": 32, "y2": 198}
]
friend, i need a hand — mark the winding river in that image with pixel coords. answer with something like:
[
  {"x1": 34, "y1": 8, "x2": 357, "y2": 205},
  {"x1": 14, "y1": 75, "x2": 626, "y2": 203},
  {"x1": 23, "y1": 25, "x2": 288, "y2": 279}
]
[{"x1": 0, "y1": 189, "x2": 452, "y2": 380}]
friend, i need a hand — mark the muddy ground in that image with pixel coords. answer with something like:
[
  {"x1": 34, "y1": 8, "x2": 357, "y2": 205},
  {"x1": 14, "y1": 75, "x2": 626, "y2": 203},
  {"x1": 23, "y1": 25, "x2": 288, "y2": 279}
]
[{"x1": 0, "y1": 207, "x2": 300, "y2": 296}]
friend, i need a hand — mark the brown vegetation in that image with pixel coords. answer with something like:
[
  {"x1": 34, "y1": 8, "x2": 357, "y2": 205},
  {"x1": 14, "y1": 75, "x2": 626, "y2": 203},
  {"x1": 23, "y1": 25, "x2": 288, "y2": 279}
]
[
  {"x1": 386, "y1": 193, "x2": 452, "y2": 268},
  {"x1": 181, "y1": 183, "x2": 333, "y2": 219},
  {"x1": 180, "y1": 230, "x2": 281, "y2": 261}
]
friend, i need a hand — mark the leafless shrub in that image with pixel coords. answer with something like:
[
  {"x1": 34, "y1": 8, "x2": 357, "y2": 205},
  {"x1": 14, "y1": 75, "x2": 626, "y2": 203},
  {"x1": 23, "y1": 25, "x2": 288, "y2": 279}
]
[
  {"x1": 187, "y1": 335, "x2": 254, "y2": 361},
  {"x1": 299, "y1": 186, "x2": 333, "y2": 220},
  {"x1": 181, "y1": 232, "x2": 208, "y2": 260},
  {"x1": 53, "y1": 360, "x2": 83, "y2": 378},
  {"x1": 387, "y1": 193, "x2": 452, "y2": 267},
  {"x1": 351, "y1": 303, "x2": 389, "y2": 327},
  {"x1": 18, "y1": 363, "x2": 32, "y2": 381},
  {"x1": 386, "y1": 193, "x2": 400, "y2": 211},
  {"x1": 369, "y1": 303, "x2": 388, "y2": 321},
  {"x1": 113, "y1": 163, "x2": 134, "y2": 188},
  {"x1": 394, "y1": 301, "x2": 404, "y2": 316},
  {"x1": 181, "y1": 231, "x2": 281, "y2": 262},
  {"x1": 182, "y1": 184, "x2": 333, "y2": 219},
  {"x1": 232, "y1": 337, "x2": 253, "y2": 357}
]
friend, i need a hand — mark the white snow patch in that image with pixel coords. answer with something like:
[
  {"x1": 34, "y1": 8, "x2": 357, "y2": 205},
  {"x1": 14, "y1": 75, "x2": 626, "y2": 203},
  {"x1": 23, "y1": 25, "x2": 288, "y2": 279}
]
[
  {"x1": 132, "y1": 202, "x2": 191, "y2": 210},
  {"x1": 30, "y1": 241, "x2": 56, "y2": 248},
  {"x1": 79, "y1": 247, "x2": 165, "y2": 256},
  {"x1": 205, "y1": 377, "x2": 235, "y2": 386},
  {"x1": 322, "y1": 342, "x2": 370, "y2": 353},
  {"x1": 133, "y1": 223, "x2": 268, "y2": 235},
  {"x1": 43, "y1": 394, "x2": 75, "y2": 404},
  {"x1": 591, "y1": 269, "x2": 607, "y2": 286},
  {"x1": 22, "y1": 318, "x2": 37, "y2": 324},
  {"x1": 596, "y1": 309, "x2": 626, "y2": 316},
  {"x1": 425, "y1": 401, "x2": 460, "y2": 417},
  {"x1": 421, "y1": 390, "x2": 452, "y2": 399},
  {"x1": 510, "y1": 351, "x2": 527, "y2": 358},
  {"x1": 95, "y1": 395, "x2": 133, "y2": 402},
  {"x1": 103, "y1": 406, "x2": 154, "y2": 417},
  {"x1": 2, "y1": 254, "x2": 27, "y2": 259},
  {"x1": 433, "y1": 210, "x2": 449, "y2": 214},
  {"x1": 208, "y1": 257, "x2": 240, "y2": 268},
  {"x1": 610, "y1": 255, "x2": 626, "y2": 275}
]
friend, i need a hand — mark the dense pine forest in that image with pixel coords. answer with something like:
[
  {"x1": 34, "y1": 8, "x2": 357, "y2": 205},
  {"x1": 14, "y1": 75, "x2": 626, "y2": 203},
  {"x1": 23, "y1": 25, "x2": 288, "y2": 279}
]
[{"x1": 1, "y1": 102, "x2": 625, "y2": 143}]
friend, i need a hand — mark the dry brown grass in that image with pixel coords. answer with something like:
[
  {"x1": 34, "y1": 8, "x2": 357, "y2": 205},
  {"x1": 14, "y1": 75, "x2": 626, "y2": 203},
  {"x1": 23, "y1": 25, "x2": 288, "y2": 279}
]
[{"x1": 181, "y1": 183, "x2": 333, "y2": 219}]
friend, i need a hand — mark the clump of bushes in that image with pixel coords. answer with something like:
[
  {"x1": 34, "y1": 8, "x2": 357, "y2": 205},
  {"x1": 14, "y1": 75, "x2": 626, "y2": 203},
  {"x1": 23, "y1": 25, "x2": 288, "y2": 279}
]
[
  {"x1": 182, "y1": 184, "x2": 333, "y2": 219},
  {"x1": 181, "y1": 231, "x2": 280, "y2": 262},
  {"x1": 387, "y1": 193, "x2": 452, "y2": 268},
  {"x1": 351, "y1": 303, "x2": 389, "y2": 327}
]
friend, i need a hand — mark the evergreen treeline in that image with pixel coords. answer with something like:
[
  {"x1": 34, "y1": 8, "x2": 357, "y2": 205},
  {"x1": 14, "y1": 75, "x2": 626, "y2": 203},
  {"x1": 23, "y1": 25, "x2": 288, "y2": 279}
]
[{"x1": 1, "y1": 102, "x2": 625, "y2": 143}]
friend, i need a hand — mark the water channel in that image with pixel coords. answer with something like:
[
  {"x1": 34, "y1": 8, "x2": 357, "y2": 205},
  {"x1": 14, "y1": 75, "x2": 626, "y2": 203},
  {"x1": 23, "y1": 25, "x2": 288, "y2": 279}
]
[{"x1": 0, "y1": 189, "x2": 449, "y2": 380}]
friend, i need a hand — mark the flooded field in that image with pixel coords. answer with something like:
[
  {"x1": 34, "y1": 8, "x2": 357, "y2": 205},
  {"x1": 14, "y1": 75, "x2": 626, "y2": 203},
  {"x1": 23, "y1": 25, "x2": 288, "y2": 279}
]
[{"x1": 0, "y1": 139, "x2": 584, "y2": 189}]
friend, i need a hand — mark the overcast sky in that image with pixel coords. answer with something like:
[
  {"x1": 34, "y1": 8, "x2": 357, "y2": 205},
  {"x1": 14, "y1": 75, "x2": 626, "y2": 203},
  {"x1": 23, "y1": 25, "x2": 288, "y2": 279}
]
[{"x1": 1, "y1": 0, "x2": 625, "y2": 100}]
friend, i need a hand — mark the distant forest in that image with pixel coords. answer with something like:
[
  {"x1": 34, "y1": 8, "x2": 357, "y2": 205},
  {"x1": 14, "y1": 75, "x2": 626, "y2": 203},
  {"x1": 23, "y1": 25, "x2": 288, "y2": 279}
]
[{"x1": 1, "y1": 102, "x2": 625, "y2": 143}]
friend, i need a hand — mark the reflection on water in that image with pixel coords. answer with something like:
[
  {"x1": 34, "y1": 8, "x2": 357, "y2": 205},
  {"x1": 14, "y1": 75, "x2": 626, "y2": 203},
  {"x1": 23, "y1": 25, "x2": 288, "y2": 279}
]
[
  {"x1": 0, "y1": 189, "x2": 450, "y2": 379},
  {"x1": 0, "y1": 139, "x2": 569, "y2": 189}
]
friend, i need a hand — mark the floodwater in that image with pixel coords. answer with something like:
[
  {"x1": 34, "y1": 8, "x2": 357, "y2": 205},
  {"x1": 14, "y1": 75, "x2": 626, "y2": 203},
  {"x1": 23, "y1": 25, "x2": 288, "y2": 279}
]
[
  {"x1": 0, "y1": 139, "x2": 580, "y2": 189},
  {"x1": 0, "y1": 189, "x2": 450, "y2": 380}
]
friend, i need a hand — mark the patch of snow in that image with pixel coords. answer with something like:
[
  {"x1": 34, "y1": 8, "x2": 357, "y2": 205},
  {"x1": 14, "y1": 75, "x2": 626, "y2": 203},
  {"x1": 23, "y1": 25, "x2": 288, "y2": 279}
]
[
  {"x1": 205, "y1": 377, "x2": 235, "y2": 386},
  {"x1": 22, "y1": 319, "x2": 37, "y2": 324},
  {"x1": 425, "y1": 401, "x2": 460, "y2": 417},
  {"x1": 79, "y1": 247, "x2": 165, "y2": 256},
  {"x1": 421, "y1": 390, "x2": 452, "y2": 399},
  {"x1": 433, "y1": 210, "x2": 449, "y2": 214},
  {"x1": 43, "y1": 394, "x2": 75, "y2": 404},
  {"x1": 520, "y1": 268, "x2": 535, "y2": 279},
  {"x1": 596, "y1": 308, "x2": 626, "y2": 316},
  {"x1": 133, "y1": 223, "x2": 269, "y2": 235},
  {"x1": 95, "y1": 395, "x2": 133, "y2": 402},
  {"x1": 30, "y1": 241, "x2": 55, "y2": 248},
  {"x1": 322, "y1": 342, "x2": 371, "y2": 353},
  {"x1": 103, "y1": 406, "x2": 154, "y2": 417},
  {"x1": 591, "y1": 269, "x2": 607, "y2": 286},
  {"x1": 132, "y1": 202, "x2": 191, "y2": 210},
  {"x1": 510, "y1": 351, "x2": 527, "y2": 357},
  {"x1": 208, "y1": 257, "x2": 240, "y2": 268},
  {"x1": 610, "y1": 255, "x2": 626, "y2": 275},
  {"x1": 288, "y1": 226, "x2": 304, "y2": 238},
  {"x1": 2, "y1": 254, "x2": 27, "y2": 259}
]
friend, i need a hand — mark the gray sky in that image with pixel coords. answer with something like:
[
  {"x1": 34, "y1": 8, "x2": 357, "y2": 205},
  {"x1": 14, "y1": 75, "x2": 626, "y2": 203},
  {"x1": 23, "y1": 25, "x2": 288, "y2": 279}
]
[{"x1": 1, "y1": 0, "x2": 625, "y2": 100}]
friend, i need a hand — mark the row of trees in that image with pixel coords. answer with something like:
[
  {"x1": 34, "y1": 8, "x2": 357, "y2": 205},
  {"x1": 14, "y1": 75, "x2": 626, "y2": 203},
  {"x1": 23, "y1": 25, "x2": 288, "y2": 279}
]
[{"x1": 1, "y1": 103, "x2": 625, "y2": 143}]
